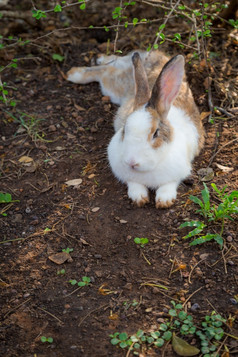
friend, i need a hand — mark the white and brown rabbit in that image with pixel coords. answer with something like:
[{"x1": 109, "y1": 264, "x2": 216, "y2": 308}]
[{"x1": 67, "y1": 50, "x2": 204, "y2": 208}]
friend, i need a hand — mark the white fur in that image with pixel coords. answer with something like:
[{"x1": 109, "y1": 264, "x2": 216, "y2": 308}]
[{"x1": 108, "y1": 105, "x2": 199, "y2": 205}]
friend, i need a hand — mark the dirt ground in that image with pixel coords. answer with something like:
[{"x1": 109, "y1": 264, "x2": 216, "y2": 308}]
[{"x1": 0, "y1": 1, "x2": 238, "y2": 356}]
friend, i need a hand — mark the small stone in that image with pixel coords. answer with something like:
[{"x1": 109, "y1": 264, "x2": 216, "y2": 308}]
[
  {"x1": 92, "y1": 207, "x2": 100, "y2": 213},
  {"x1": 12, "y1": 214, "x2": 23, "y2": 223},
  {"x1": 94, "y1": 254, "x2": 102, "y2": 259},
  {"x1": 230, "y1": 298, "x2": 238, "y2": 305},
  {"x1": 48, "y1": 124, "x2": 57, "y2": 132},
  {"x1": 124, "y1": 283, "x2": 132, "y2": 290},
  {"x1": 95, "y1": 271, "x2": 103, "y2": 278},
  {"x1": 190, "y1": 303, "x2": 200, "y2": 311},
  {"x1": 226, "y1": 236, "x2": 233, "y2": 243},
  {"x1": 227, "y1": 260, "x2": 235, "y2": 266},
  {"x1": 120, "y1": 219, "x2": 127, "y2": 224},
  {"x1": 200, "y1": 253, "x2": 209, "y2": 260},
  {"x1": 23, "y1": 293, "x2": 30, "y2": 298},
  {"x1": 25, "y1": 207, "x2": 31, "y2": 214}
]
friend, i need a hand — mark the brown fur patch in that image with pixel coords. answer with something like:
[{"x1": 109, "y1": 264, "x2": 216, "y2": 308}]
[
  {"x1": 147, "y1": 108, "x2": 173, "y2": 148},
  {"x1": 156, "y1": 198, "x2": 175, "y2": 209}
]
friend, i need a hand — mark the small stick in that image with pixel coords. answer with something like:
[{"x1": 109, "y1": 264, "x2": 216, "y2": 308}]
[
  {"x1": 78, "y1": 304, "x2": 109, "y2": 327},
  {"x1": 152, "y1": 0, "x2": 181, "y2": 49},
  {"x1": 4, "y1": 297, "x2": 31, "y2": 319},
  {"x1": 125, "y1": 341, "x2": 135, "y2": 357},
  {"x1": 182, "y1": 286, "x2": 204, "y2": 308},
  {"x1": 208, "y1": 137, "x2": 238, "y2": 167},
  {"x1": 188, "y1": 259, "x2": 205, "y2": 284},
  {"x1": 38, "y1": 307, "x2": 64, "y2": 325}
]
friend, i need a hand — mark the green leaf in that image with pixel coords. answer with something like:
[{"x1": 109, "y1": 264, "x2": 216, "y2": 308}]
[
  {"x1": 119, "y1": 332, "x2": 128, "y2": 341},
  {"x1": 32, "y1": 10, "x2": 46, "y2": 20},
  {"x1": 159, "y1": 324, "x2": 168, "y2": 331},
  {"x1": 47, "y1": 337, "x2": 53, "y2": 343},
  {"x1": 178, "y1": 311, "x2": 187, "y2": 320},
  {"x1": 52, "y1": 53, "x2": 65, "y2": 62},
  {"x1": 136, "y1": 329, "x2": 144, "y2": 338},
  {"x1": 190, "y1": 234, "x2": 219, "y2": 246},
  {"x1": 41, "y1": 336, "x2": 47, "y2": 342},
  {"x1": 78, "y1": 281, "x2": 86, "y2": 287},
  {"x1": 163, "y1": 331, "x2": 172, "y2": 341},
  {"x1": 0, "y1": 192, "x2": 12, "y2": 203},
  {"x1": 159, "y1": 24, "x2": 165, "y2": 30},
  {"x1": 169, "y1": 309, "x2": 177, "y2": 317},
  {"x1": 119, "y1": 341, "x2": 128, "y2": 348},
  {"x1": 54, "y1": 4, "x2": 62, "y2": 12},
  {"x1": 69, "y1": 279, "x2": 77, "y2": 285},
  {"x1": 133, "y1": 18, "x2": 138, "y2": 26},
  {"x1": 82, "y1": 276, "x2": 91, "y2": 283},
  {"x1": 111, "y1": 338, "x2": 120, "y2": 345},
  {"x1": 154, "y1": 338, "x2": 164, "y2": 347}
]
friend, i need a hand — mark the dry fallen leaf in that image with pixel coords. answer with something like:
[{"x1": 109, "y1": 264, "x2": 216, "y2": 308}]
[
  {"x1": 18, "y1": 156, "x2": 33, "y2": 164},
  {"x1": 92, "y1": 207, "x2": 100, "y2": 212},
  {"x1": 48, "y1": 252, "x2": 73, "y2": 265},
  {"x1": 215, "y1": 163, "x2": 234, "y2": 172},
  {"x1": 172, "y1": 333, "x2": 200, "y2": 356},
  {"x1": 65, "y1": 178, "x2": 82, "y2": 187},
  {"x1": 200, "y1": 111, "x2": 211, "y2": 121}
]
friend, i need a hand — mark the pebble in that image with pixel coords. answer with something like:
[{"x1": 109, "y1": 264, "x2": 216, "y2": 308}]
[
  {"x1": 25, "y1": 207, "x2": 31, "y2": 214},
  {"x1": 94, "y1": 254, "x2": 102, "y2": 259},
  {"x1": 12, "y1": 214, "x2": 23, "y2": 223},
  {"x1": 191, "y1": 303, "x2": 200, "y2": 311},
  {"x1": 23, "y1": 293, "x2": 30, "y2": 298},
  {"x1": 230, "y1": 298, "x2": 238, "y2": 305},
  {"x1": 226, "y1": 236, "x2": 233, "y2": 243},
  {"x1": 227, "y1": 260, "x2": 235, "y2": 266},
  {"x1": 200, "y1": 253, "x2": 209, "y2": 260}
]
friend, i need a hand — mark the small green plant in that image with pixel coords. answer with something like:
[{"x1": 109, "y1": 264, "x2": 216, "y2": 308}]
[
  {"x1": 57, "y1": 269, "x2": 65, "y2": 275},
  {"x1": 110, "y1": 302, "x2": 227, "y2": 356},
  {"x1": 134, "y1": 237, "x2": 149, "y2": 248},
  {"x1": 52, "y1": 53, "x2": 65, "y2": 62},
  {"x1": 69, "y1": 276, "x2": 91, "y2": 287},
  {"x1": 180, "y1": 183, "x2": 238, "y2": 248},
  {"x1": 0, "y1": 192, "x2": 19, "y2": 216},
  {"x1": 196, "y1": 312, "x2": 226, "y2": 355},
  {"x1": 6, "y1": 111, "x2": 46, "y2": 142},
  {"x1": 62, "y1": 247, "x2": 73, "y2": 254},
  {"x1": 41, "y1": 336, "x2": 53, "y2": 343}
]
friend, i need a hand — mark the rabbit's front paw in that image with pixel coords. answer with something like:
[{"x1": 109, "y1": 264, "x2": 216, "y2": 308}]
[
  {"x1": 127, "y1": 182, "x2": 149, "y2": 207},
  {"x1": 67, "y1": 67, "x2": 87, "y2": 83},
  {"x1": 155, "y1": 183, "x2": 177, "y2": 208}
]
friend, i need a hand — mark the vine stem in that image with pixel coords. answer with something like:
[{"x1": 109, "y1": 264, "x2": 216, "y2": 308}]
[{"x1": 152, "y1": 0, "x2": 181, "y2": 50}]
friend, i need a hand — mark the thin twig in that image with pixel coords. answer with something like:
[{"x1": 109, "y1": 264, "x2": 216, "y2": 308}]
[
  {"x1": 38, "y1": 307, "x2": 64, "y2": 325},
  {"x1": 78, "y1": 304, "x2": 109, "y2": 327},
  {"x1": 182, "y1": 286, "x2": 204, "y2": 308},
  {"x1": 208, "y1": 137, "x2": 238, "y2": 167},
  {"x1": 152, "y1": 0, "x2": 181, "y2": 49},
  {"x1": 3, "y1": 297, "x2": 31, "y2": 319},
  {"x1": 188, "y1": 259, "x2": 205, "y2": 284},
  {"x1": 126, "y1": 341, "x2": 135, "y2": 357}
]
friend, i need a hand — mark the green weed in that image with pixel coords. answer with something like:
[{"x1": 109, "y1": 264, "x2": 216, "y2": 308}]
[
  {"x1": 134, "y1": 237, "x2": 149, "y2": 248},
  {"x1": 180, "y1": 183, "x2": 237, "y2": 248},
  {"x1": 41, "y1": 336, "x2": 53, "y2": 343},
  {"x1": 110, "y1": 301, "x2": 228, "y2": 356},
  {"x1": 69, "y1": 276, "x2": 91, "y2": 287}
]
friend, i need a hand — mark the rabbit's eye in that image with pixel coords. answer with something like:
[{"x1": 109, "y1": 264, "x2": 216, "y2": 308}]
[{"x1": 153, "y1": 129, "x2": 159, "y2": 139}]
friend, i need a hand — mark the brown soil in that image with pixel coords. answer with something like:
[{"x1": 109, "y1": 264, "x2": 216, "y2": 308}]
[{"x1": 0, "y1": 1, "x2": 237, "y2": 356}]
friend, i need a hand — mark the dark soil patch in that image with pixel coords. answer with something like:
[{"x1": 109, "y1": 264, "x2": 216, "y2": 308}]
[{"x1": 0, "y1": 1, "x2": 237, "y2": 356}]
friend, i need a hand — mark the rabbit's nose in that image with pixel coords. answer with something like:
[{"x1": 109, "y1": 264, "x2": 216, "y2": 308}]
[{"x1": 125, "y1": 159, "x2": 140, "y2": 169}]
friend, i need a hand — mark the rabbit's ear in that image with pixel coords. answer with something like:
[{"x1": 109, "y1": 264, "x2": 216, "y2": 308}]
[
  {"x1": 148, "y1": 55, "x2": 184, "y2": 117},
  {"x1": 132, "y1": 52, "x2": 150, "y2": 109}
]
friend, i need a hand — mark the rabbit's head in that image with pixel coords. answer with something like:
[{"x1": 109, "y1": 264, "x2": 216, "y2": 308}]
[{"x1": 117, "y1": 52, "x2": 185, "y2": 172}]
